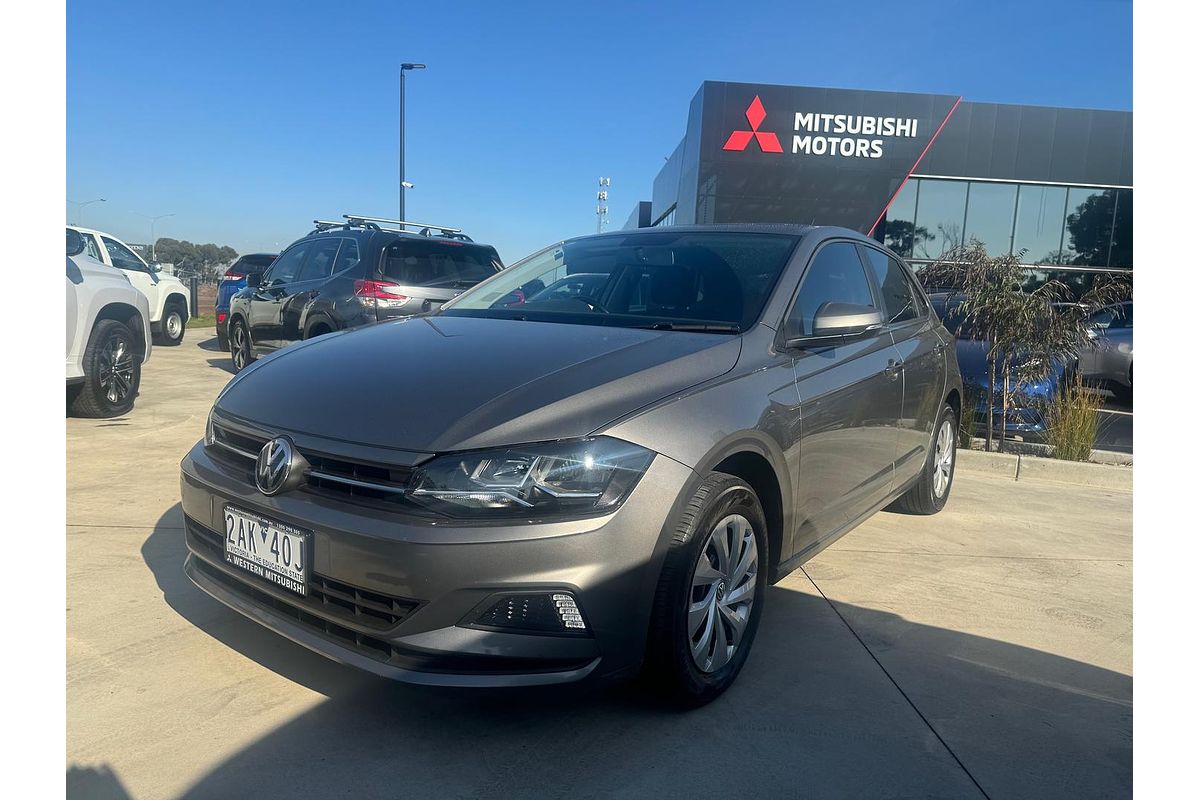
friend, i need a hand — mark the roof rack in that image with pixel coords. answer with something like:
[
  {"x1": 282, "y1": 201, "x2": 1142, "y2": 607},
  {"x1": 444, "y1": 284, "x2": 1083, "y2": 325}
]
[
  {"x1": 307, "y1": 215, "x2": 473, "y2": 241},
  {"x1": 344, "y1": 214, "x2": 473, "y2": 242}
]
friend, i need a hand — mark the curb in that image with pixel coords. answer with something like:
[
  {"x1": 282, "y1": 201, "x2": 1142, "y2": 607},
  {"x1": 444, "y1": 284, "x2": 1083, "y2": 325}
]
[{"x1": 956, "y1": 448, "x2": 1131, "y2": 491}]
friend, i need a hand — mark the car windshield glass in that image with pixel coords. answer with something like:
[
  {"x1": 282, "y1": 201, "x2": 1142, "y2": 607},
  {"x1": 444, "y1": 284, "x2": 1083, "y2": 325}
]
[
  {"x1": 441, "y1": 231, "x2": 800, "y2": 331},
  {"x1": 381, "y1": 239, "x2": 502, "y2": 289},
  {"x1": 240, "y1": 254, "x2": 276, "y2": 268}
]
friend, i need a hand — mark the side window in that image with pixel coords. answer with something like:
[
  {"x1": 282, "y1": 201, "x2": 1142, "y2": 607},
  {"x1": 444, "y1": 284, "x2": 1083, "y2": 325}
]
[
  {"x1": 860, "y1": 246, "x2": 919, "y2": 324},
  {"x1": 102, "y1": 236, "x2": 146, "y2": 271},
  {"x1": 296, "y1": 238, "x2": 341, "y2": 282},
  {"x1": 265, "y1": 242, "x2": 310, "y2": 285},
  {"x1": 332, "y1": 238, "x2": 360, "y2": 273},
  {"x1": 788, "y1": 242, "x2": 877, "y2": 337},
  {"x1": 83, "y1": 234, "x2": 104, "y2": 262}
]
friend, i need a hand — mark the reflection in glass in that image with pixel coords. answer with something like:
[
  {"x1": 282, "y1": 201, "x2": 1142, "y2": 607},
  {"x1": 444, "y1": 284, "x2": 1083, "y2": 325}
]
[
  {"x1": 1012, "y1": 184, "x2": 1067, "y2": 264},
  {"x1": 1108, "y1": 190, "x2": 1132, "y2": 268},
  {"x1": 964, "y1": 182, "x2": 1017, "y2": 256},
  {"x1": 912, "y1": 179, "x2": 967, "y2": 259},
  {"x1": 883, "y1": 180, "x2": 924, "y2": 257},
  {"x1": 1062, "y1": 187, "x2": 1116, "y2": 267}
]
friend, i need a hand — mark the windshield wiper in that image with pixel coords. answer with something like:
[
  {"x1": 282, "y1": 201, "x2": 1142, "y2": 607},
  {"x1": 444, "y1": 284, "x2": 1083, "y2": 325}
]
[{"x1": 631, "y1": 321, "x2": 741, "y2": 333}]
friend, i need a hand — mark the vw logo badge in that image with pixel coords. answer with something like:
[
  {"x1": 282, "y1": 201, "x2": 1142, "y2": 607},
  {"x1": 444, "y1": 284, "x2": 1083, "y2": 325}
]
[{"x1": 255, "y1": 436, "x2": 295, "y2": 496}]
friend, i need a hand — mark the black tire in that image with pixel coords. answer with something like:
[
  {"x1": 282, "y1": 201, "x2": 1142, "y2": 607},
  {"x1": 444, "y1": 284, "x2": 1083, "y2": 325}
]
[
  {"x1": 157, "y1": 301, "x2": 188, "y2": 346},
  {"x1": 643, "y1": 472, "x2": 769, "y2": 707},
  {"x1": 70, "y1": 319, "x2": 141, "y2": 418},
  {"x1": 1112, "y1": 369, "x2": 1132, "y2": 406},
  {"x1": 216, "y1": 329, "x2": 230, "y2": 352},
  {"x1": 889, "y1": 403, "x2": 957, "y2": 515},
  {"x1": 230, "y1": 318, "x2": 255, "y2": 373}
]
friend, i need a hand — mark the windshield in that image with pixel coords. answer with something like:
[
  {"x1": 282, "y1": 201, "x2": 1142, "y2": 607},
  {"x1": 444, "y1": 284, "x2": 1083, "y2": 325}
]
[
  {"x1": 382, "y1": 239, "x2": 503, "y2": 289},
  {"x1": 441, "y1": 231, "x2": 800, "y2": 331}
]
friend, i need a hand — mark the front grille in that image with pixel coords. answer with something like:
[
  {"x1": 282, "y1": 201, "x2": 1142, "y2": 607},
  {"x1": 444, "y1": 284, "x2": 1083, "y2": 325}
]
[
  {"x1": 208, "y1": 421, "x2": 414, "y2": 506},
  {"x1": 192, "y1": 557, "x2": 396, "y2": 663},
  {"x1": 184, "y1": 515, "x2": 419, "y2": 632}
]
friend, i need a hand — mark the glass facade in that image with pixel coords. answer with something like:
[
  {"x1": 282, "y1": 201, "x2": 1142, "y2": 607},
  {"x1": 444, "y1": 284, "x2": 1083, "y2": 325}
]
[{"x1": 883, "y1": 177, "x2": 1132, "y2": 270}]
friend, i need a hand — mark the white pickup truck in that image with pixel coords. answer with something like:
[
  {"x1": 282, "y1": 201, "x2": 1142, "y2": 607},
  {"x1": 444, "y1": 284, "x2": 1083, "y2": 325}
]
[
  {"x1": 66, "y1": 228, "x2": 152, "y2": 417},
  {"x1": 67, "y1": 225, "x2": 191, "y2": 345}
]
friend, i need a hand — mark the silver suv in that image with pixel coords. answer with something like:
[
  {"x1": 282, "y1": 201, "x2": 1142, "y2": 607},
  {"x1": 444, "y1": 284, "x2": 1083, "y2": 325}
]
[{"x1": 180, "y1": 225, "x2": 962, "y2": 705}]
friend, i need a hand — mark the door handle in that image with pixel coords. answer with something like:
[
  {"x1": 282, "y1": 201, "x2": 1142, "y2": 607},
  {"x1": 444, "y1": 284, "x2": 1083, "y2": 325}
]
[
  {"x1": 932, "y1": 342, "x2": 947, "y2": 355},
  {"x1": 885, "y1": 359, "x2": 903, "y2": 380}
]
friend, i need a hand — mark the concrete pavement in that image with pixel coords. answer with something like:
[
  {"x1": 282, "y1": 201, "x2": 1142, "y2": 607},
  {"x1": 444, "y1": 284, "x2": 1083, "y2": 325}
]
[{"x1": 67, "y1": 334, "x2": 1132, "y2": 800}]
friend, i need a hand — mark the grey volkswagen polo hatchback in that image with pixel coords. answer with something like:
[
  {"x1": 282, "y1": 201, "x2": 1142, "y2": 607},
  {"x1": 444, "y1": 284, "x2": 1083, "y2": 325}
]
[{"x1": 180, "y1": 224, "x2": 962, "y2": 705}]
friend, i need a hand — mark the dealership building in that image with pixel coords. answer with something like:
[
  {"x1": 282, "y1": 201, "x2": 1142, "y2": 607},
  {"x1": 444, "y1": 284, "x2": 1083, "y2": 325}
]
[{"x1": 624, "y1": 81, "x2": 1132, "y2": 288}]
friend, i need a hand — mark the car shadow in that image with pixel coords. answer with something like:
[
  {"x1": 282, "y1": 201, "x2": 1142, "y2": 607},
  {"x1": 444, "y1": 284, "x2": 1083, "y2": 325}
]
[
  {"x1": 205, "y1": 358, "x2": 236, "y2": 376},
  {"x1": 196, "y1": 335, "x2": 224, "y2": 353},
  {"x1": 137, "y1": 503, "x2": 1131, "y2": 799}
]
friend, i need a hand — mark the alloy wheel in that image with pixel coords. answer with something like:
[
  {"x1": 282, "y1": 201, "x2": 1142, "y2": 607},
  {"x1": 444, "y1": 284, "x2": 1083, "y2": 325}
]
[
  {"x1": 933, "y1": 418, "x2": 954, "y2": 498},
  {"x1": 688, "y1": 513, "x2": 758, "y2": 673},
  {"x1": 97, "y1": 333, "x2": 135, "y2": 405},
  {"x1": 232, "y1": 325, "x2": 247, "y2": 370}
]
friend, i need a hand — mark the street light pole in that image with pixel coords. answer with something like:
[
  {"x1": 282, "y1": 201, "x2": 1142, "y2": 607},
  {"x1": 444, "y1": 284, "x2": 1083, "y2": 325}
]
[
  {"x1": 133, "y1": 212, "x2": 175, "y2": 261},
  {"x1": 399, "y1": 62, "x2": 425, "y2": 221},
  {"x1": 69, "y1": 197, "x2": 106, "y2": 226}
]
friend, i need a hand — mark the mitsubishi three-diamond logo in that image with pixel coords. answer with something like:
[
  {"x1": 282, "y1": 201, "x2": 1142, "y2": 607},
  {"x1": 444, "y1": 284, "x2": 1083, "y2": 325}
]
[{"x1": 722, "y1": 96, "x2": 783, "y2": 153}]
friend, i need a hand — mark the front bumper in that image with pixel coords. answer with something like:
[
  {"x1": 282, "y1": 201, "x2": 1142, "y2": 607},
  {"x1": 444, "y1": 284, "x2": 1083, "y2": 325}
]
[{"x1": 179, "y1": 440, "x2": 691, "y2": 686}]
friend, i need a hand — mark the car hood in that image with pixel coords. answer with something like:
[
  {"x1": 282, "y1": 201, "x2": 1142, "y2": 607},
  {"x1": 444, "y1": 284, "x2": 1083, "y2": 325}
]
[{"x1": 217, "y1": 314, "x2": 742, "y2": 453}]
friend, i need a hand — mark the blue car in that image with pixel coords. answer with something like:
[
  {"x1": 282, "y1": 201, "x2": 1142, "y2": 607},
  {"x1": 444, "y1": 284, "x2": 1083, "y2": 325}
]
[
  {"x1": 215, "y1": 253, "x2": 276, "y2": 351},
  {"x1": 930, "y1": 293, "x2": 1074, "y2": 439}
]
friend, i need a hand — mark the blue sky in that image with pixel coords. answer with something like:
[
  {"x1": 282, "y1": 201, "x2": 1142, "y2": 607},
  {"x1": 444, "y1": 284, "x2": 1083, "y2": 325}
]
[{"x1": 66, "y1": 0, "x2": 1131, "y2": 262}]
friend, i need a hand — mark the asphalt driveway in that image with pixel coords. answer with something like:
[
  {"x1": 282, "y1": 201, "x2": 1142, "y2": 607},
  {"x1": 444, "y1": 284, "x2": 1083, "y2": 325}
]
[{"x1": 66, "y1": 334, "x2": 1132, "y2": 800}]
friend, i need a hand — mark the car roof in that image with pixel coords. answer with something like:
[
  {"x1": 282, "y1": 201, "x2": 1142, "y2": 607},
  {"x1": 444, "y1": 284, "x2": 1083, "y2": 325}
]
[{"x1": 66, "y1": 224, "x2": 116, "y2": 238}]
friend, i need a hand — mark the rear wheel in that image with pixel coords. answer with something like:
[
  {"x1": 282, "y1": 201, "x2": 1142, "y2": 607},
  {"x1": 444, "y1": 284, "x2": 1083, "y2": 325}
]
[
  {"x1": 890, "y1": 404, "x2": 957, "y2": 515},
  {"x1": 230, "y1": 318, "x2": 255, "y2": 372},
  {"x1": 644, "y1": 472, "x2": 768, "y2": 707},
  {"x1": 70, "y1": 319, "x2": 140, "y2": 418},
  {"x1": 158, "y1": 301, "x2": 187, "y2": 346}
]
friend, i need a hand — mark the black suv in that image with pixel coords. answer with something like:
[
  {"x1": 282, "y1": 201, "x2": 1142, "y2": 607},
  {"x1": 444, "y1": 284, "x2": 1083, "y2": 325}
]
[{"x1": 227, "y1": 216, "x2": 504, "y2": 371}]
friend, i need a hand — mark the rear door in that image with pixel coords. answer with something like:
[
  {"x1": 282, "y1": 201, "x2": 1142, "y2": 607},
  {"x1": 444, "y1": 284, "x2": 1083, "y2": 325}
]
[
  {"x1": 859, "y1": 245, "x2": 946, "y2": 485},
  {"x1": 249, "y1": 241, "x2": 310, "y2": 350},
  {"x1": 377, "y1": 239, "x2": 503, "y2": 319},
  {"x1": 788, "y1": 241, "x2": 904, "y2": 553}
]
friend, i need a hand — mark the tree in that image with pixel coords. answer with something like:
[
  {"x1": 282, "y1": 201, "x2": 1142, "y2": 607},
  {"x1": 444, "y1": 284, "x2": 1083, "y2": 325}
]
[
  {"x1": 920, "y1": 239, "x2": 1128, "y2": 452},
  {"x1": 153, "y1": 237, "x2": 239, "y2": 281}
]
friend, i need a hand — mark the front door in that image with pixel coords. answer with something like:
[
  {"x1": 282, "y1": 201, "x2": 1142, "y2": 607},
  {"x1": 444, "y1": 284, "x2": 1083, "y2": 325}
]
[
  {"x1": 787, "y1": 241, "x2": 903, "y2": 555},
  {"x1": 249, "y1": 241, "x2": 310, "y2": 350},
  {"x1": 101, "y1": 235, "x2": 158, "y2": 314},
  {"x1": 277, "y1": 237, "x2": 342, "y2": 345}
]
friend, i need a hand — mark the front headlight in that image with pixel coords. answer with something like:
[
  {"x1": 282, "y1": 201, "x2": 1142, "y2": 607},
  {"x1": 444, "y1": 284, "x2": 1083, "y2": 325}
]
[{"x1": 408, "y1": 437, "x2": 654, "y2": 519}]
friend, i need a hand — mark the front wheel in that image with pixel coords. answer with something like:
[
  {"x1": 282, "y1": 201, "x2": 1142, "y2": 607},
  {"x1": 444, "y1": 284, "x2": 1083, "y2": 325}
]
[
  {"x1": 643, "y1": 472, "x2": 768, "y2": 707},
  {"x1": 158, "y1": 302, "x2": 187, "y2": 346},
  {"x1": 889, "y1": 403, "x2": 957, "y2": 515},
  {"x1": 70, "y1": 319, "x2": 141, "y2": 418},
  {"x1": 230, "y1": 318, "x2": 255, "y2": 372}
]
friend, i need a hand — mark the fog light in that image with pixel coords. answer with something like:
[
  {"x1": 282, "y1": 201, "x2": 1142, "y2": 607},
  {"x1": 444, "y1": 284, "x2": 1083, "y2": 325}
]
[{"x1": 469, "y1": 592, "x2": 589, "y2": 635}]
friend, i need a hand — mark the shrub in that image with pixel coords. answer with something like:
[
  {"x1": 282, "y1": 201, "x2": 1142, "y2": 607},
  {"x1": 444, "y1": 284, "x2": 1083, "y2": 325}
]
[
  {"x1": 959, "y1": 381, "x2": 984, "y2": 448},
  {"x1": 1044, "y1": 374, "x2": 1105, "y2": 461}
]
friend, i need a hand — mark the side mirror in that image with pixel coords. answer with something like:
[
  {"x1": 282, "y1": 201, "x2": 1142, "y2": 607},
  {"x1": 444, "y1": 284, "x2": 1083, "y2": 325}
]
[
  {"x1": 245, "y1": 272, "x2": 263, "y2": 287},
  {"x1": 786, "y1": 303, "x2": 884, "y2": 347},
  {"x1": 66, "y1": 229, "x2": 86, "y2": 257}
]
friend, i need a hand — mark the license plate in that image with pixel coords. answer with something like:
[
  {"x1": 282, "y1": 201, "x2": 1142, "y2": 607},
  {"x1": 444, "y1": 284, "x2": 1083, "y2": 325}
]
[{"x1": 223, "y1": 506, "x2": 310, "y2": 596}]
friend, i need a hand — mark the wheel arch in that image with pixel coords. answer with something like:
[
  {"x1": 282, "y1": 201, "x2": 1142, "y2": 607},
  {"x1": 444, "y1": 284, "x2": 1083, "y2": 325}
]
[
  {"x1": 163, "y1": 291, "x2": 189, "y2": 315},
  {"x1": 93, "y1": 302, "x2": 147, "y2": 359},
  {"x1": 709, "y1": 450, "x2": 785, "y2": 582}
]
